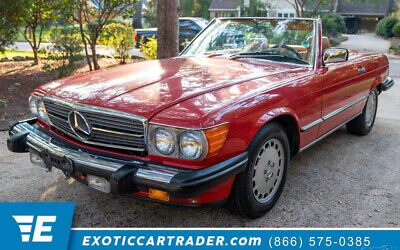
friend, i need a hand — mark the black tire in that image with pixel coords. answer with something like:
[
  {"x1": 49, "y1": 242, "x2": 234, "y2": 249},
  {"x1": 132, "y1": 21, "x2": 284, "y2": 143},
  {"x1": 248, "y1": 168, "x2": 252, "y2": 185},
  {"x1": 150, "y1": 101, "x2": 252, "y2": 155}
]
[
  {"x1": 346, "y1": 88, "x2": 378, "y2": 136},
  {"x1": 227, "y1": 122, "x2": 290, "y2": 218}
]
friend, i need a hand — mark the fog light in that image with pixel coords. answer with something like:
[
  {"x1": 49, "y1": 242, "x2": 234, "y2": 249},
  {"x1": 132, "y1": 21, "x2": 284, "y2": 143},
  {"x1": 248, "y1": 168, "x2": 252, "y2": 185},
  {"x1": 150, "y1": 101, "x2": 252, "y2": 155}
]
[
  {"x1": 87, "y1": 175, "x2": 111, "y2": 193},
  {"x1": 30, "y1": 151, "x2": 45, "y2": 168},
  {"x1": 149, "y1": 188, "x2": 169, "y2": 201}
]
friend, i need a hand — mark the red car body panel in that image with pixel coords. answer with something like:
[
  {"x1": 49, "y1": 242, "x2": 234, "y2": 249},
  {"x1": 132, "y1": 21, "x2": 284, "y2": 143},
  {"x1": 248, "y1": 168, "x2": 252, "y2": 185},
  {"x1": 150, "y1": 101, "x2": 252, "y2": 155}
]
[{"x1": 30, "y1": 19, "x2": 390, "y2": 204}]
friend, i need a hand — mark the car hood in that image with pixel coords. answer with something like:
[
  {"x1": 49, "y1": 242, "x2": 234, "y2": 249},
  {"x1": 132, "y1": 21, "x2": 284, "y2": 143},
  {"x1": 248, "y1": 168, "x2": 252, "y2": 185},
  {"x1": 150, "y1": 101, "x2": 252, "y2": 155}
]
[{"x1": 36, "y1": 56, "x2": 308, "y2": 119}]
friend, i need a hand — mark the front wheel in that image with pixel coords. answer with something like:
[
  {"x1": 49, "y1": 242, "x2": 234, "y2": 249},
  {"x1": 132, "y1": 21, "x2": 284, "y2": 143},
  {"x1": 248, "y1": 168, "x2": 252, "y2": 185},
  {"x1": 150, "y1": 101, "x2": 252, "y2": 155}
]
[
  {"x1": 346, "y1": 88, "x2": 378, "y2": 136},
  {"x1": 227, "y1": 122, "x2": 290, "y2": 218}
]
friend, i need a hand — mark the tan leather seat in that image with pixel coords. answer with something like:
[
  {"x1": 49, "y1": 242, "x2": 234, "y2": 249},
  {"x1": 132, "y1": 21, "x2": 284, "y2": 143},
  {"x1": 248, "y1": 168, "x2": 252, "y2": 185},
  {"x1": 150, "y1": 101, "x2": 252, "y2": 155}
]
[{"x1": 307, "y1": 36, "x2": 331, "y2": 51}]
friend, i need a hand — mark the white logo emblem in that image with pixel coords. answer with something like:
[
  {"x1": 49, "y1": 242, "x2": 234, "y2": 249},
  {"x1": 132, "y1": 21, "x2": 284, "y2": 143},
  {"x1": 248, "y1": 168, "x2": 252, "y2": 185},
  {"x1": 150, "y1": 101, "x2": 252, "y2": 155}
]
[{"x1": 12, "y1": 215, "x2": 56, "y2": 242}]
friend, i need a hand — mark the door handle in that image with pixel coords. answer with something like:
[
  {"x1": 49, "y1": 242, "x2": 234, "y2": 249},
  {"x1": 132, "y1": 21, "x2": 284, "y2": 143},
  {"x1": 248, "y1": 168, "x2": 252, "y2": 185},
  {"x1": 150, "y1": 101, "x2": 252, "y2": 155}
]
[{"x1": 358, "y1": 67, "x2": 366, "y2": 74}]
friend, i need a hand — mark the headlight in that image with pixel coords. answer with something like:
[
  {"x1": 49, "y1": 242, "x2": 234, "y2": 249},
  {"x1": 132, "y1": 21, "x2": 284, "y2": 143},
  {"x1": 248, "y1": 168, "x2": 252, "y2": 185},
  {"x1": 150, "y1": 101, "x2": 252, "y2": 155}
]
[
  {"x1": 180, "y1": 131, "x2": 204, "y2": 159},
  {"x1": 148, "y1": 123, "x2": 228, "y2": 161},
  {"x1": 29, "y1": 95, "x2": 38, "y2": 116},
  {"x1": 155, "y1": 128, "x2": 175, "y2": 155},
  {"x1": 36, "y1": 99, "x2": 49, "y2": 124}
]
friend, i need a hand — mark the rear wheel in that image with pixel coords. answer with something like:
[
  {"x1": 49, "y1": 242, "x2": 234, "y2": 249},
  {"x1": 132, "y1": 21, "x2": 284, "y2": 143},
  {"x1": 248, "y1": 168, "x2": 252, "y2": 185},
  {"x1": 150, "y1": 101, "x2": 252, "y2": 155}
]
[
  {"x1": 227, "y1": 122, "x2": 290, "y2": 218},
  {"x1": 346, "y1": 88, "x2": 378, "y2": 136}
]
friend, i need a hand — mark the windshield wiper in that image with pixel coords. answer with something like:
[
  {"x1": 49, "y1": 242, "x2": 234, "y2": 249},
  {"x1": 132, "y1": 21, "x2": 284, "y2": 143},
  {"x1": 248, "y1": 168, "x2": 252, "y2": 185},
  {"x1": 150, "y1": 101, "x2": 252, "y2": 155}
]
[{"x1": 229, "y1": 52, "x2": 308, "y2": 65}]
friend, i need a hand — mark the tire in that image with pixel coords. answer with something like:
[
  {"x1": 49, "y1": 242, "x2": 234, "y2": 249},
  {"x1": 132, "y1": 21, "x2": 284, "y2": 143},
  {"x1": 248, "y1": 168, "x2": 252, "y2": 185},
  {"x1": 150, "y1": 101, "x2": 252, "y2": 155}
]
[
  {"x1": 227, "y1": 122, "x2": 290, "y2": 218},
  {"x1": 346, "y1": 88, "x2": 378, "y2": 136}
]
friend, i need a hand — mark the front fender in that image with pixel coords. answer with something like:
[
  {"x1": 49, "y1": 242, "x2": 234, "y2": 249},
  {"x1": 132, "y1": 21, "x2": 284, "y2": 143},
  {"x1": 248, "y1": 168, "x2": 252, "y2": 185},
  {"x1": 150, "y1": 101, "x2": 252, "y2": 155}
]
[{"x1": 246, "y1": 107, "x2": 300, "y2": 148}]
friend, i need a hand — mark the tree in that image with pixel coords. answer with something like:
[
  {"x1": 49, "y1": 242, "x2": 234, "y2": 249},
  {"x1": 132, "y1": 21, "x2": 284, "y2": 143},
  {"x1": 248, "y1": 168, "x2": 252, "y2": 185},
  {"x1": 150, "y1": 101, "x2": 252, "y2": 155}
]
[
  {"x1": 143, "y1": 0, "x2": 157, "y2": 27},
  {"x1": 132, "y1": 0, "x2": 143, "y2": 28},
  {"x1": 71, "y1": 0, "x2": 137, "y2": 70},
  {"x1": 241, "y1": 0, "x2": 269, "y2": 17},
  {"x1": 20, "y1": 0, "x2": 63, "y2": 64},
  {"x1": 0, "y1": 0, "x2": 24, "y2": 52},
  {"x1": 100, "y1": 23, "x2": 136, "y2": 64},
  {"x1": 249, "y1": 0, "x2": 256, "y2": 16},
  {"x1": 157, "y1": 0, "x2": 179, "y2": 59},
  {"x1": 179, "y1": 0, "x2": 211, "y2": 19}
]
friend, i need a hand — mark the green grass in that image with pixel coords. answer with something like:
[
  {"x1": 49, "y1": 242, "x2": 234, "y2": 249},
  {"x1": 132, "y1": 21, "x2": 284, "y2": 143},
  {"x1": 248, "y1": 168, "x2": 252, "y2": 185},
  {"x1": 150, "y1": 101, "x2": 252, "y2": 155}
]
[
  {"x1": 16, "y1": 26, "x2": 52, "y2": 42},
  {"x1": 15, "y1": 24, "x2": 81, "y2": 43},
  {"x1": 0, "y1": 49, "x2": 47, "y2": 59}
]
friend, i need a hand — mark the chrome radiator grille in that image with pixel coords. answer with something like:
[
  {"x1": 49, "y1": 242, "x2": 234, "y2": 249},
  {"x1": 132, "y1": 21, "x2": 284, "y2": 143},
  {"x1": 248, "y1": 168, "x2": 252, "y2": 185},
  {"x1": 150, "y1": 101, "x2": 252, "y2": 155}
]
[{"x1": 43, "y1": 97, "x2": 147, "y2": 151}]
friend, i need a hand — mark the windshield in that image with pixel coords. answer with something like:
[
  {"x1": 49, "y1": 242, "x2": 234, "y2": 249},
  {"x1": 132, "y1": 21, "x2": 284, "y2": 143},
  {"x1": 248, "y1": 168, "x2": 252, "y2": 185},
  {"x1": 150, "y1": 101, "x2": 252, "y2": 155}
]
[{"x1": 181, "y1": 18, "x2": 315, "y2": 65}]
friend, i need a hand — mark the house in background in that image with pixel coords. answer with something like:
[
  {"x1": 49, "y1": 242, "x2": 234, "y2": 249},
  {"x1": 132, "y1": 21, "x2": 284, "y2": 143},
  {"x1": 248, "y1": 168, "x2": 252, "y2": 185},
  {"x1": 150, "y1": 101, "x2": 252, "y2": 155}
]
[
  {"x1": 257, "y1": 0, "x2": 296, "y2": 18},
  {"x1": 209, "y1": 0, "x2": 241, "y2": 18},
  {"x1": 335, "y1": 0, "x2": 395, "y2": 33}
]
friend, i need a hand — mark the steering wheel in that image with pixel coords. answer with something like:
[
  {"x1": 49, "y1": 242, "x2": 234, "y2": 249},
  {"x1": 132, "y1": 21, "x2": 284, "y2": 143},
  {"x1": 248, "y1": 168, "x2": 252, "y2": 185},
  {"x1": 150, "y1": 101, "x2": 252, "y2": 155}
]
[{"x1": 272, "y1": 44, "x2": 303, "y2": 60}]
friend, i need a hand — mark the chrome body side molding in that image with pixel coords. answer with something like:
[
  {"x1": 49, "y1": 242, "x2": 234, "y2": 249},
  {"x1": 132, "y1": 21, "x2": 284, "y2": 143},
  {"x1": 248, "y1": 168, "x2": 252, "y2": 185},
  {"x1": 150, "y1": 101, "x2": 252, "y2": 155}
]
[
  {"x1": 301, "y1": 95, "x2": 368, "y2": 132},
  {"x1": 299, "y1": 111, "x2": 362, "y2": 152}
]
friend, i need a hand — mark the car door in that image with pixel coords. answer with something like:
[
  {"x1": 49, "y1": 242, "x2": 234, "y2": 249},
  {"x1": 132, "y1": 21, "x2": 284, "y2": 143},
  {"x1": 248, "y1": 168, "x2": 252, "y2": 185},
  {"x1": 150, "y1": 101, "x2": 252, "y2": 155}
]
[{"x1": 317, "y1": 57, "x2": 369, "y2": 136}]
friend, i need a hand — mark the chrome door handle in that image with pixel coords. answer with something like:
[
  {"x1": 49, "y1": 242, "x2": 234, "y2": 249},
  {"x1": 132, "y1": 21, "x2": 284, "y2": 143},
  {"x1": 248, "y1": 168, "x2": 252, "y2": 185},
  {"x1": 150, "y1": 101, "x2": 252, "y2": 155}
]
[{"x1": 358, "y1": 67, "x2": 366, "y2": 74}]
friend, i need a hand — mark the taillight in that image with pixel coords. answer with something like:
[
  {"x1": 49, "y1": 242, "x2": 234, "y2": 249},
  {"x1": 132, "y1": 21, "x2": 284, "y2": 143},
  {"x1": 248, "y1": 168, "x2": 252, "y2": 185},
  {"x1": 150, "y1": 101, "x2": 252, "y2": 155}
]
[{"x1": 134, "y1": 33, "x2": 138, "y2": 41}]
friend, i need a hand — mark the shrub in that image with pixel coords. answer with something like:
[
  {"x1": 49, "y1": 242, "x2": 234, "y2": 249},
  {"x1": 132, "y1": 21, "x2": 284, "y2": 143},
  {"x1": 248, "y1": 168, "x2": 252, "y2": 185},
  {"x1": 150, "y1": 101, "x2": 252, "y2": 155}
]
[
  {"x1": 140, "y1": 36, "x2": 157, "y2": 60},
  {"x1": 99, "y1": 23, "x2": 136, "y2": 64},
  {"x1": 42, "y1": 26, "x2": 82, "y2": 78},
  {"x1": 376, "y1": 17, "x2": 398, "y2": 38},
  {"x1": 322, "y1": 13, "x2": 346, "y2": 36},
  {"x1": 392, "y1": 22, "x2": 400, "y2": 38}
]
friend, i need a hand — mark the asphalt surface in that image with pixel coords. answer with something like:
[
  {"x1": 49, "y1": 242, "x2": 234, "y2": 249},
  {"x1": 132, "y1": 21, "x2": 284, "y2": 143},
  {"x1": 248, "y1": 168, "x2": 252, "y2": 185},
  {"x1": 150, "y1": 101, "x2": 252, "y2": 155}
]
[{"x1": 0, "y1": 35, "x2": 399, "y2": 227}]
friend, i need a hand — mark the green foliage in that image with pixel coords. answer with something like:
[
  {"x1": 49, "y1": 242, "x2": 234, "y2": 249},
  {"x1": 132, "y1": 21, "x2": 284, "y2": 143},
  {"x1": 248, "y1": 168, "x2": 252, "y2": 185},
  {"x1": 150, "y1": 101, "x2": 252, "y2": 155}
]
[
  {"x1": 241, "y1": 1, "x2": 269, "y2": 17},
  {"x1": 376, "y1": 16, "x2": 398, "y2": 38},
  {"x1": 99, "y1": 23, "x2": 136, "y2": 64},
  {"x1": 41, "y1": 26, "x2": 82, "y2": 78},
  {"x1": 392, "y1": 22, "x2": 400, "y2": 38},
  {"x1": 143, "y1": 0, "x2": 157, "y2": 27},
  {"x1": 72, "y1": 0, "x2": 138, "y2": 70},
  {"x1": 0, "y1": 0, "x2": 24, "y2": 52},
  {"x1": 140, "y1": 36, "x2": 157, "y2": 60},
  {"x1": 180, "y1": 0, "x2": 211, "y2": 19},
  {"x1": 322, "y1": 13, "x2": 346, "y2": 36}
]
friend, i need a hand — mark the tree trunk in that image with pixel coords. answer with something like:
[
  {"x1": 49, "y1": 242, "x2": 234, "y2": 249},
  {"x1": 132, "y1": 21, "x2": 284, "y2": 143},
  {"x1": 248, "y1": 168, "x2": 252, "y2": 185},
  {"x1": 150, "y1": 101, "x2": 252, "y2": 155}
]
[
  {"x1": 78, "y1": 21, "x2": 93, "y2": 71},
  {"x1": 90, "y1": 42, "x2": 100, "y2": 70},
  {"x1": 32, "y1": 47, "x2": 39, "y2": 65},
  {"x1": 132, "y1": 0, "x2": 143, "y2": 29},
  {"x1": 157, "y1": 0, "x2": 179, "y2": 59},
  {"x1": 249, "y1": 0, "x2": 255, "y2": 16}
]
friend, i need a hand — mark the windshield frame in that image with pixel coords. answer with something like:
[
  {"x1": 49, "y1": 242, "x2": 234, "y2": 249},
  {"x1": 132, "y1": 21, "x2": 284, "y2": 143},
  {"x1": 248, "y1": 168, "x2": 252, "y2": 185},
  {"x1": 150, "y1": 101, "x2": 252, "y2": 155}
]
[{"x1": 180, "y1": 17, "x2": 319, "y2": 68}]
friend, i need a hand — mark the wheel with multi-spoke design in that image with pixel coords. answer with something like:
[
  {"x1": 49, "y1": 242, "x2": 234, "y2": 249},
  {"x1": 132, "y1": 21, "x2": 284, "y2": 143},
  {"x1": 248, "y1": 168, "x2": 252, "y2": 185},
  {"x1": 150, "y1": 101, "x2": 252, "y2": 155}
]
[
  {"x1": 227, "y1": 122, "x2": 290, "y2": 218},
  {"x1": 346, "y1": 88, "x2": 378, "y2": 136}
]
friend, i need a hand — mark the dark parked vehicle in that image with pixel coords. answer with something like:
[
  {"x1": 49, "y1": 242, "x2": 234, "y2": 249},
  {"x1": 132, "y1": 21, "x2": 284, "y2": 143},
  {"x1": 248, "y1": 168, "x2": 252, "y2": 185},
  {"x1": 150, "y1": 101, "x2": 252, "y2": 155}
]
[{"x1": 135, "y1": 17, "x2": 209, "y2": 50}]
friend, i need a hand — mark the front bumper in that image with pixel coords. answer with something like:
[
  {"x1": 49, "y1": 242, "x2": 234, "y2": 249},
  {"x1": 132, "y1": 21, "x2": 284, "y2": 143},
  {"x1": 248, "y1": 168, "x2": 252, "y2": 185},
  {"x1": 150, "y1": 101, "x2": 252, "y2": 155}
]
[{"x1": 7, "y1": 119, "x2": 248, "y2": 204}]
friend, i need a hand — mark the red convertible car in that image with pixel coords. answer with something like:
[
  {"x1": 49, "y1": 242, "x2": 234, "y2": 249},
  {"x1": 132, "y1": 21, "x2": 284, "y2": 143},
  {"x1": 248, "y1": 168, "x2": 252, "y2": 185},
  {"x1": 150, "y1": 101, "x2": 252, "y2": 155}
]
[{"x1": 7, "y1": 18, "x2": 394, "y2": 218}]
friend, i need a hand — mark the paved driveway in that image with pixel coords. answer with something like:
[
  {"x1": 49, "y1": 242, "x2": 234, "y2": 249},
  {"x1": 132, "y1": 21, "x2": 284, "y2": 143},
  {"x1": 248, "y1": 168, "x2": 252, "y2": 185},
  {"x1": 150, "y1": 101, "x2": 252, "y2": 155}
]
[
  {"x1": 1, "y1": 38, "x2": 399, "y2": 227},
  {"x1": 341, "y1": 33, "x2": 392, "y2": 54}
]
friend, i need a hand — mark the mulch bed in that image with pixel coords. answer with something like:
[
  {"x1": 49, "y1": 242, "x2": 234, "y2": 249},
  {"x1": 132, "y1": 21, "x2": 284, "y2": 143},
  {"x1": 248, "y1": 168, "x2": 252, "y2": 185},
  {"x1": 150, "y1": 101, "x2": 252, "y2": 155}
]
[{"x1": 0, "y1": 58, "x2": 143, "y2": 131}]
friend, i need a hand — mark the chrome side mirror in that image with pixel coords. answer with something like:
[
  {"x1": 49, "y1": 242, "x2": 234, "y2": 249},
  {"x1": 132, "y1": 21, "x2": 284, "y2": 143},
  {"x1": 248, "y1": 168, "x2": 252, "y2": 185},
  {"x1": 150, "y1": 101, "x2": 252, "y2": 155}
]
[{"x1": 322, "y1": 48, "x2": 349, "y2": 65}]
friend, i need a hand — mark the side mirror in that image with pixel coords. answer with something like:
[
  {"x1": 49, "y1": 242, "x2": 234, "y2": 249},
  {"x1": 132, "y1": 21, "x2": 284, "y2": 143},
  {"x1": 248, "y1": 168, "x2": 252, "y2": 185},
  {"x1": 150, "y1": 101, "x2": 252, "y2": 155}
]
[{"x1": 322, "y1": 48, "x2": 349, "y2": 65}]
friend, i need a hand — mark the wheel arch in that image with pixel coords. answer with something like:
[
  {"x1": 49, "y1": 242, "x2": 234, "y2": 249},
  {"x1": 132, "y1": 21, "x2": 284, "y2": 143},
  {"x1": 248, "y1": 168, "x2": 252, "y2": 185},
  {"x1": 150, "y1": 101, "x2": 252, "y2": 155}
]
[{"x1": 248, "y1": 108, "x2": 300, "y2": 155}]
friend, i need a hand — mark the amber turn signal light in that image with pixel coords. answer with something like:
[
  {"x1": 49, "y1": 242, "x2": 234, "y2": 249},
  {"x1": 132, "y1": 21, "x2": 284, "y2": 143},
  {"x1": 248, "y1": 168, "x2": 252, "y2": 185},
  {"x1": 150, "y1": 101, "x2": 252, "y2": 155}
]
[
  {"x1": 204, "y1": 123, "x2": 229, "y2": 157},
  {"x1": 149, "y1": 188, "x2": 170, "y2": 201}
]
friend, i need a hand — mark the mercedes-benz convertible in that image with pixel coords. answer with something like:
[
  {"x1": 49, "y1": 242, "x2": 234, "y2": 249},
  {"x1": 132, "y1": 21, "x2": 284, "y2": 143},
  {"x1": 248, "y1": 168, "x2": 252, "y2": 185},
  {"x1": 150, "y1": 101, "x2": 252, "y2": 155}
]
[{"x1": 7, "y1": 18, "x2": 394, "y2": 218}]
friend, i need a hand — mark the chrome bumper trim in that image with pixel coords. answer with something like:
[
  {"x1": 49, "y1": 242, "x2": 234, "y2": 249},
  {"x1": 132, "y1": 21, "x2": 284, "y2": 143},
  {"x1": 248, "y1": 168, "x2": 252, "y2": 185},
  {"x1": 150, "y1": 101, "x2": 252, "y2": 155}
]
[
  {"x1": 382, "y1": 77, "x2": 394, "y2": 91},
  {"x1": 9, "y1": 122, "x2": 179, "y2": 183}
]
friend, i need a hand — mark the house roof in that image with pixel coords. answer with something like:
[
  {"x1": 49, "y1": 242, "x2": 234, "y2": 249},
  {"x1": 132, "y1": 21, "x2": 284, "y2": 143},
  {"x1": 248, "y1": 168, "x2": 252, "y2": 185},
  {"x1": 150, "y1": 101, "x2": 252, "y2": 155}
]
[
  {"x1": 336, "y1": 0, "x2": 394, "y2": 16},
  {"x1": 209, "y1": 0, "x2": 239, "y2": 10}
]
